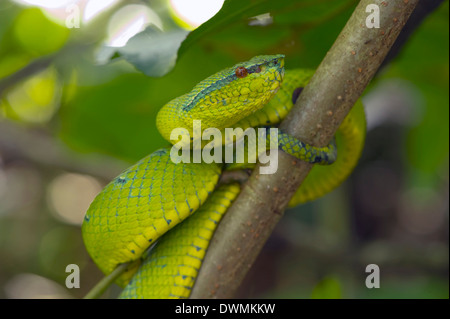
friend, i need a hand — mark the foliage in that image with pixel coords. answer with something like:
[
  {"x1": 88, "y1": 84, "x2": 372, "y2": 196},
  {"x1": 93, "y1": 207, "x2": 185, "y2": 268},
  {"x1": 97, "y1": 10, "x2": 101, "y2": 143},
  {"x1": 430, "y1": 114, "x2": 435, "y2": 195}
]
[{"x1": 0, "y1": 0, "x2": 448, "y2": 299}]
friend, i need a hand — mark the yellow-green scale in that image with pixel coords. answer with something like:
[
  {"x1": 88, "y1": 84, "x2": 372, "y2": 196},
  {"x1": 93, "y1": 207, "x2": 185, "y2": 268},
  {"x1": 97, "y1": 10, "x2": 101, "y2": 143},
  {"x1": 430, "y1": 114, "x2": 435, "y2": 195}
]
[
  {"x1": 82, "y1": 148, "x2": 221, "y2": 285},
  {"x1": 119, "y1": 184, "x2": 240, "y2": 299}
]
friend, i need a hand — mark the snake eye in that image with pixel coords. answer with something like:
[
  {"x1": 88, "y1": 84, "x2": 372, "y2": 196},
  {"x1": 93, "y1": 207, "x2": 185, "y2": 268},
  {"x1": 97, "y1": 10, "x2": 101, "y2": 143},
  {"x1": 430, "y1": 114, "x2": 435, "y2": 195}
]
[
  {"x1": 235, "y1": 67, "x2": 248, "y2": 78},
  {"x1": 255, "y1": 66, "x2": 262, "y2": 73}
]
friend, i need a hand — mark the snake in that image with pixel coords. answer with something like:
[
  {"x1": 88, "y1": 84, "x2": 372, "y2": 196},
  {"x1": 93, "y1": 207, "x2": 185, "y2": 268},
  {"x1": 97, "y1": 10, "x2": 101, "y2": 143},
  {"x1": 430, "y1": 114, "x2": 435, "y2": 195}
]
[{"x1": 81, "y1": 55, "x2": 366, "y2": 298}]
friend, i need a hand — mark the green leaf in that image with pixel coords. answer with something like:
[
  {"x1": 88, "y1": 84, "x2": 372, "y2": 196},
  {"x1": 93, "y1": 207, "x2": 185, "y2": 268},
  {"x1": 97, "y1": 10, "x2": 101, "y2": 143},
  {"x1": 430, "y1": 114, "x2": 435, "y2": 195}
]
[
  {"x1": 98, "y1": 0, "x2": 356, "y2": 77},
  {"x1": 61, "y1": 0, "x2": 359, "y2": 161},
  {"x1": 0, "y1": 2, "x2": 20, "y2": 47},
  {"x1": 178, "y1": 0, "x2": 271, "y2": 56},
  {"x1": 59, "y1": 73, "x2": 167, "y2": 161},
  {"x1": 98, "y1": 26, "x2": 189, "y2": 77},
  {"x1": 60, "y1": 46, "x2": 235, "y2": 162}
]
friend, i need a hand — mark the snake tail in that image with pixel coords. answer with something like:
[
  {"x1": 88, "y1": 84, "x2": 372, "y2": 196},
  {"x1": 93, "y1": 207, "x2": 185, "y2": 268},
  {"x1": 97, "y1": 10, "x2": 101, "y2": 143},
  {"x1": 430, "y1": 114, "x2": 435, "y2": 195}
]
[{"x1": 288, "y1": 100, "x2": 366, "y2": 206}]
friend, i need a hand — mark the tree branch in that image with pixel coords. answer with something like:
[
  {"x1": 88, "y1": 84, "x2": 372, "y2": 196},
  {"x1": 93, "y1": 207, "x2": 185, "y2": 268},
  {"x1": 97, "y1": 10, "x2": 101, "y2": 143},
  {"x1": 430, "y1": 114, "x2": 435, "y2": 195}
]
[
  {"x1": 0, "y1": 120, "x2": 127, "y2": 180},
  {"x1": 190, "y1": 0, "x2": 419, "y2": 299},
  {"x1": 83, "y1": 260, "x2": 138, "y2": 299}
]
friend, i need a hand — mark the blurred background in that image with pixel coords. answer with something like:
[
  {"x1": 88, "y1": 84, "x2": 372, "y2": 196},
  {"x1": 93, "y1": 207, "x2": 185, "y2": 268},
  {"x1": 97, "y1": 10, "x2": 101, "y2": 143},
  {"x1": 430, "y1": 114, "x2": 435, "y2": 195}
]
[{"x1": 0, "y1": 0, "x2": 448, "y2": 299}]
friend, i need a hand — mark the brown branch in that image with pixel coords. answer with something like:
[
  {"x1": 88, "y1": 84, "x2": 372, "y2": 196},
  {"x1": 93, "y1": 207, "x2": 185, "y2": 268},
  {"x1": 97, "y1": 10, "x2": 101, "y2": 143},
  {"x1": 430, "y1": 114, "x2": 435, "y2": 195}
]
[
  {"x1": 0, "y1": 55, "x2": 54, "y2": 99},
  {"x1": 0, "y1": 120, "x2": 127, "y2": 180},
  {"x1": 190, "y1": 0, "x2": 419, "y2": 299}
]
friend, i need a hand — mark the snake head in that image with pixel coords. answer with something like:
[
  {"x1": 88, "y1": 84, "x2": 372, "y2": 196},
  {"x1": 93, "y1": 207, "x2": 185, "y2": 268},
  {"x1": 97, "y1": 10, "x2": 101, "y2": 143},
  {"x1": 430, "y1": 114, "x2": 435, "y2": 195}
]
[
  {"x1": 157, "y1": 55, "x2": 285, "y2": 144},
  {"x1": 182, "y1": 54, "x2": 285, "y2": 119}
]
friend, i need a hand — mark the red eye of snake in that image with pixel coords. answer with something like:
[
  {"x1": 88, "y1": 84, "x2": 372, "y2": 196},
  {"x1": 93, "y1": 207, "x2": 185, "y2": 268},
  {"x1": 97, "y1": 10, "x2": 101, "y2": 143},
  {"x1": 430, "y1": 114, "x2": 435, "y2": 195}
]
[{"x1": 235, "y1": 67, "x2": 248, "y2": 78}]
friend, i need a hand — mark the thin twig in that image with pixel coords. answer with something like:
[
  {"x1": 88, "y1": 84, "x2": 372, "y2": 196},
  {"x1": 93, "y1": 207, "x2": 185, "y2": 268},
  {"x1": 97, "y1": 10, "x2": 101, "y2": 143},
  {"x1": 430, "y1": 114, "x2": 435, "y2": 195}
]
[
  {"x1": 0, "y1": 55, "x2": 54, "y2": 99},
  {"x1": 83, "y1": 261, "x2": 135, "y2": 299}
]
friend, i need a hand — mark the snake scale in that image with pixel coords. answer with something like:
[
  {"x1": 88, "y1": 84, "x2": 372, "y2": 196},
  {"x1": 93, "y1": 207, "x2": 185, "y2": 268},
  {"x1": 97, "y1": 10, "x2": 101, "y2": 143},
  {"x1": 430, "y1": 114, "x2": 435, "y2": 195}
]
[{"x1": 82, "y1": 55, "x2": 366, "y2": 298}]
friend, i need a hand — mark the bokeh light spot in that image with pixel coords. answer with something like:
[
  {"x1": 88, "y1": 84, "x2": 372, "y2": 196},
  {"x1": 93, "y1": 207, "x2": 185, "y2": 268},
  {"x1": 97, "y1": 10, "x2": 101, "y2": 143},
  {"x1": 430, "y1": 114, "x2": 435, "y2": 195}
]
[
  {"x1": 4, "y1": 273, "x2": 72, "y2": 299},
  {"x1": 170, "y1": 0, "x2": 224, "y2": 30},
  {"x1": 13, "y1": 0, "x2": 75, "y2": 9},
  {"x1": 106, "y1": 4, "x2": 163, "y2": 47},
  {"x1": 5, "y1": 67, "x2": 61, "y2": 124},
  {"x1": 84, "y1": 0, "x2": 119, "y2": 23},
  {"x1": 47, "y1": 173, "x2": 102, "y2": 225}
]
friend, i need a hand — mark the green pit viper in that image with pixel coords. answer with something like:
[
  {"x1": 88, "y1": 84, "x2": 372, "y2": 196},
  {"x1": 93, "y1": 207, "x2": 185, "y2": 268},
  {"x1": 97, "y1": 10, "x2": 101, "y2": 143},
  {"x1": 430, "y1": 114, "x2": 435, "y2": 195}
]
[{"x1": 82, "y1": 55, "x2": 366, "y2": 298}]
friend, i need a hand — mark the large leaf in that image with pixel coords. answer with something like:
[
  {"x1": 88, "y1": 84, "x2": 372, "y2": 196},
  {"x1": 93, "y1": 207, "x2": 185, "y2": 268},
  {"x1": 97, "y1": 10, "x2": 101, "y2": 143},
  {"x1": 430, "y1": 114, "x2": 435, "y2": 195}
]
[
  {"x1": 98, "y1": 26, "x2": 189, "y2": 77},
  {"x1": 179, "y1": 0, "x2": 356, "y2": 58},
  {"x1": 98, "y1": 0, "x2": 356, "y2": 77}
]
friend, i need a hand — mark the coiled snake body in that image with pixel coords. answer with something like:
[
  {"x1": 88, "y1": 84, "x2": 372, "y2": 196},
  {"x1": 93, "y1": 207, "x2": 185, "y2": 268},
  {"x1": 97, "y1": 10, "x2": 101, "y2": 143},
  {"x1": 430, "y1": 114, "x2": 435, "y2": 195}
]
[{"x1": 82, "y1": 55, "x2": 366, "y2": 298}]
